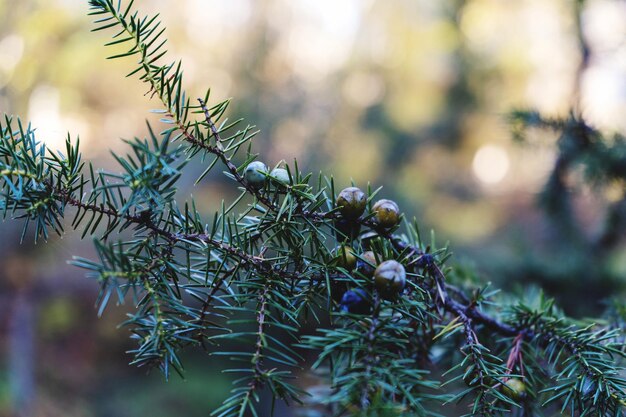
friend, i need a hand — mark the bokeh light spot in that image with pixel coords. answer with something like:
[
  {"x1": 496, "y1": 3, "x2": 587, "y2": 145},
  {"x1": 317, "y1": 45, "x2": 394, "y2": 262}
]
[{"x1": 472, "y1": 144, "x2": 510, "y2": 185}]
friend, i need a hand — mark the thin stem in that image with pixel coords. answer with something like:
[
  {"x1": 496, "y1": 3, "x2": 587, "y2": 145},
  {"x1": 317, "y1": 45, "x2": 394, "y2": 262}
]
[
  {"x1": 195, "y1": 98, "x2": 279, "y2": 213},
  {"x1": 238, "y1": 284, "x2": 270, "y2": 416},
  {"x1": 360, "y1": 294, "x2": 381, "y2": 410},
  {"x1": 196, "y1": 98, "x2": 328, "y2": 222},
  {"x1": 390, "y1": 236, "x2": 519, "y2": 337}
]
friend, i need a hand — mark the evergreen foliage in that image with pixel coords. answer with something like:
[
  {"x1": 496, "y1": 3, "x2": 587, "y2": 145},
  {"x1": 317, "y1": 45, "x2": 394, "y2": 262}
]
[
  {"x1": 502, "y1": 110, "x2": 626, "y2": 314},
  {"x1": 0, "y1": 1, "x2": 625, "y2": 415}
]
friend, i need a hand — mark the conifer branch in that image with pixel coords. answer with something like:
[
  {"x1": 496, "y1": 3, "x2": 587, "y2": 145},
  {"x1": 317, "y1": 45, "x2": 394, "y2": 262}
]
[{"x1": 0, "y1": 2, "x2": 623, "y2": 416}]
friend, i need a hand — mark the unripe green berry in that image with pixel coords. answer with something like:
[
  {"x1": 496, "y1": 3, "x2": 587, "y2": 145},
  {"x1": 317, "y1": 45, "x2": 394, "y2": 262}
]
[
  {"x1": 332, "y1": 245, "x2": 357, "y2": 270},
  {"x1": 244, "y1": 161, "x2": 268, "y2": 189},
  {"x1": 356, "y1": 251, "x2": 378, "y2": 277},
  {"x1": 373, "y1": 260, "x2": 406, "y2": 299},
  {"x1": 336, "y1": 187, "x2": 367, "y2": 219},
  {"x1": 270, "y1": 167, "x2": 290, "y2": 184},
  {"x1": 372, "y1": 199, "x2": 400, "y2": 229},
  {"x1": 501, "y1": 378, "x2": 527, "y2": 401}
]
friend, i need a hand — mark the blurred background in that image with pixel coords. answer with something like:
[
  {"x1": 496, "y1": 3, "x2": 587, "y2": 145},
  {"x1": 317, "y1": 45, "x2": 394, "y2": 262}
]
[{"x1": 0, "y1": 0, "x2": 625, "y2": 415}]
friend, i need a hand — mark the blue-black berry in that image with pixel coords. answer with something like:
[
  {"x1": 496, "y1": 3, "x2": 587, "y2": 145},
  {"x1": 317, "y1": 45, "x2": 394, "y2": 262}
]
[{"x1": 340, "y1": 289, "x2": 370, "y2": 314}]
